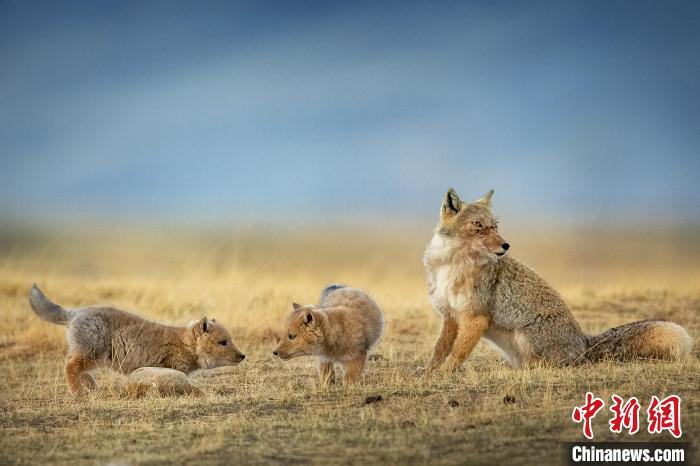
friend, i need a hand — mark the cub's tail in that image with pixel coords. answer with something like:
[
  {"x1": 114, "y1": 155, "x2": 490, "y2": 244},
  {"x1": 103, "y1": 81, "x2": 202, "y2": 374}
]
[
  {"x1": 29, "y1": 284, "x2": 71, "y2": 325},
  {"x1": 585, "y1": 320, "x2": 692, "y2": 362},
  {"x1": 319, "y1": 284, "x2": 346, "y2": 305}
]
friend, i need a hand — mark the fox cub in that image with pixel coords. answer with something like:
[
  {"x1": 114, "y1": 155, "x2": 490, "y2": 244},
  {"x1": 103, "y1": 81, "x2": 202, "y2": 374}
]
[
  {"x1": 423, "y1": 189, "x2": 692, "y2": 372},
  {"x1": 273, "y1": 285, "x2": 384, "y2": 384},
  {"x1": 29, "y1": 284, "x2": 245, "y2": 394}
]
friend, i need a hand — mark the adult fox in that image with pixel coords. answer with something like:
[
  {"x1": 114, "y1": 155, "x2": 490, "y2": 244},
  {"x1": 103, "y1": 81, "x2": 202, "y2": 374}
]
[{"x1": 423, "y1": 188, "x2": 692, "y2": 372}]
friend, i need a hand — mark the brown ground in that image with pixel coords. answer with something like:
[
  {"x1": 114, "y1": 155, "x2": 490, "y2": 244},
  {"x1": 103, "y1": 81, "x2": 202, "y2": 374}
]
[{"x1": 0, "y1": 226, "x2": 698, "y2": 465}]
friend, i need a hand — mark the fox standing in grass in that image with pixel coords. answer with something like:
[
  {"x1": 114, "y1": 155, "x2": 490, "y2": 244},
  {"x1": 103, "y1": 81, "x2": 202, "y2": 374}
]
[
  {"x1": 29, "y1": 284, "x2": 246, "y2": 394},
  {"x1": 273, "y1": 285, "x2": 384, "y2": 384},
  {"x1": 424, "y1": 188, "x2": 693, "y2": 372}
]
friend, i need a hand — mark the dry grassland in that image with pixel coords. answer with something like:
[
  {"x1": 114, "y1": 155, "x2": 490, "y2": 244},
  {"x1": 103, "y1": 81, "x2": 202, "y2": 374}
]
[{"x1": 0, "y1": 225, "x2": 698, "y2": 465}]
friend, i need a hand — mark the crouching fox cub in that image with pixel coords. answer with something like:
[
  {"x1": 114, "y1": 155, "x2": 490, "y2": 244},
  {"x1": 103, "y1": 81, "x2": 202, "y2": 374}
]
[
  {"x1": 273, "y1": 285, "x2": 384, "y2": 384},
  {"x1": 29, "y1": 284, "x2": 246, "y2": 394},
  {"x1": 424, "y1": 189, "x2": 693, "y2": 372}
]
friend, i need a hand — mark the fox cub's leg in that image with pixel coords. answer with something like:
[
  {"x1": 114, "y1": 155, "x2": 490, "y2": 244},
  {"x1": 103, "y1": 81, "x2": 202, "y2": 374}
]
[
  {"x1": 318, "y1": 360, "x2": 336, "y2": 385},
  {"x1": 80, "y1": 372, "x2": 97, "y2": 390},
  {"x1": 429, "y1": 315, "x2": 459, "y2": 369},
  {"x1": 443, "y1": 314, "x2": 490, "y2": 373},
  {"x1": 65, "y1": 352, "x2": 97, "y2": 394},
  {"x1": 342, "y1": 354, "x2": 367, "y2": 384}
]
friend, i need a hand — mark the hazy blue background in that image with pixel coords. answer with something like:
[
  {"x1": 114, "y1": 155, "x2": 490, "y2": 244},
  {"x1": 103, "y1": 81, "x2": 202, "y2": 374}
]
[{"x1": 2, "y1": 0, "x2": 699, "y2": 227}]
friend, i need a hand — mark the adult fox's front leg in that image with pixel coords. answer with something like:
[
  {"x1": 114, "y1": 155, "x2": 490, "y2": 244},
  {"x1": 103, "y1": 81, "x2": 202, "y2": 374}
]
[
  {"x1": 429, "y1": 314, "x2": 458, "y2": 369},
  {"x1": 443, "y1": 314, "x2": 490, "y2": 373}
]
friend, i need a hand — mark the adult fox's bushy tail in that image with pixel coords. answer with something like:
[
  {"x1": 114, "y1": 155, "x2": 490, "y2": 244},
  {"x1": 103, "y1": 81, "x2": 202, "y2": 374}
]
[
  {"x1": 29, "y1": 284, "x2": 71, "y2": 325},
  {"x1": 585, "y1": 320, "x2": 692, "y2": 362}
]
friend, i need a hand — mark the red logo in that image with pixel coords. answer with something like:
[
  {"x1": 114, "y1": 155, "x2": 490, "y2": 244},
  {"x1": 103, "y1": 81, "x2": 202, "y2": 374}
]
[
  {"x1": 572, "y1": 392, "x2": 605, "y2": 439},
  {"x1": 647, "y1": 395, "x2": 682, "y2": 438},
  {"x1": 572, "y1": 393, "x2": 682, "y2": 439},
  {"x1": 609, "y1": 395, "x2": 640, "y2": 434}
]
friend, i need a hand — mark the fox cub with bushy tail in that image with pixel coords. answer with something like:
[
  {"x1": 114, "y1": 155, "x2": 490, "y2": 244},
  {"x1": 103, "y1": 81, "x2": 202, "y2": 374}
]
[
  {"x1": 273, "y1": 285, "x2": 384, "y2": 384},
  {"x1": 29, "y1": 284, "x2": 246, "y2": 394},
  {"x1": 423, "y1": 189, "x2": 692, "y2": 372}
]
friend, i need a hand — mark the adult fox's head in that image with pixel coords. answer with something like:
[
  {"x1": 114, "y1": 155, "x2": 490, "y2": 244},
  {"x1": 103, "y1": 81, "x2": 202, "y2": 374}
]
[
  {"x1": 436, "y1": 188, "x2": 509, "y2": 261},
  {"x1": 189, "y1": 317, "x2": 246, "y2": 369},
  {"x1": 272, "y1": 303, "x2": 324, "y2": 360}
]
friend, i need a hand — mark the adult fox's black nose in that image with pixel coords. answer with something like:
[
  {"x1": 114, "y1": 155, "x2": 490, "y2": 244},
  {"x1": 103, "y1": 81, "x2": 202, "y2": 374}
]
[
  {"x1": 239, "y1": 354, "x2": 246, "y2": 360},
  {"x1": 272, "y1": 350, "x2": 278, "y2": 356},
  {"x1": 501, "y1": 243, "x2": 510, "y2": 251}
]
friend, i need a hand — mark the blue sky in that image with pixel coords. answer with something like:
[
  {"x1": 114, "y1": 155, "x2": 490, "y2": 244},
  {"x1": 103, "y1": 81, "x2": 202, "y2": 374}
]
[{"x1": 1, "y1": 1, "x2": 699, "y2": 226}]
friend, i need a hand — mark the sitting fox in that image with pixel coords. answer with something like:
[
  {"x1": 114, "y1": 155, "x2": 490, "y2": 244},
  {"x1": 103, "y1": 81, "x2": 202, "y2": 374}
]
[
  {"x1": 29, "y1": 284, "x2": 246, "y2": 394},
  {"x1": 423, "y1": 189, "x2": 692, "y2": 372},
  {"x1": 272, "y1": 285, "x2": 384, "y2": 384}
]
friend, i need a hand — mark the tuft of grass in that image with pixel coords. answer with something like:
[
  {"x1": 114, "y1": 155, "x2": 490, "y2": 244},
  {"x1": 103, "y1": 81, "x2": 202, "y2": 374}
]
[{"x1": 0, "y1": 227, "x2": 698, "y2": 465}]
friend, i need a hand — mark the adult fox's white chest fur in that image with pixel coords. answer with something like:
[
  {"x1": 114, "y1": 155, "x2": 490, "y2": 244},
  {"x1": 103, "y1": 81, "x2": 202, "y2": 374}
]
[{"x1": 423, "y1": 188, "x2": 692, "y2": 372}]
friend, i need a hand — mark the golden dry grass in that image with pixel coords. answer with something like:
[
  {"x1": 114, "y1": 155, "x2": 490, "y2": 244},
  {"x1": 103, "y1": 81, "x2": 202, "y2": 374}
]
[{"x1": 0, "y1": 225, "x2": 698, "y2": 465}]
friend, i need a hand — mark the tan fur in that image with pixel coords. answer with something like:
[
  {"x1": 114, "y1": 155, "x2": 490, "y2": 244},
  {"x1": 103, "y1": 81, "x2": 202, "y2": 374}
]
[
  {"x1": 428, "y1": 314, "x2": 458, "y2": 367},
  {"x1": 123, "y1": 367, "x2": 202, "y2": 396},
  {"x1": 65, "y1": 353, "x2": 97, "y2": 394},
  {"x1": 443, "y1": 314, "x2": 489, "y2": 373},
  {"x1": 29, "y1": 285, "x2": 245, "y2": 394},
  {"x1": 424, "y1": 189, "x2": 693, "y2": 372},
  {"x1": 272, "y1": 286, "x2": 384, "y2": 385}
]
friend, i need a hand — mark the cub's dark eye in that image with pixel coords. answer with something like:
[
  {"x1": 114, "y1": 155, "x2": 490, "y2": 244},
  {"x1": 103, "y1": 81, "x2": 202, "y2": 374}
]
[
  {"x1": 288, "y1": 334, "x2": 296, "y2": 340},
  {"x1": 472, "y1": 221, "x2": 482, "y2": 228},
  {"x1": 219, "y1": 340, "x2": 227, "y2": 346}
]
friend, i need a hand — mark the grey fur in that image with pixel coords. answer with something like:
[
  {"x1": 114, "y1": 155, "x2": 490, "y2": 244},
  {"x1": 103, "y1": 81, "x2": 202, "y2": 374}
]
[
  {"x1": 28, "y1": 284, "x2": 244, "y2": 394},
  {"x1": 584, "y1": 320, "x2": 687, "y2": 362},
  {"x1": 29, "y1": 283, "x2": 72, "y2": 325},
  {"x1": 320, "y1": 284, "x2": 347, "y2": 305}
]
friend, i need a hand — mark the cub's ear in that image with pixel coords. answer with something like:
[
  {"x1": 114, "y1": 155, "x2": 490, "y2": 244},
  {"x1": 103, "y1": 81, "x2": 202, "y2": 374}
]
[
  {"x1": 441, "y1": 188, "x2": 463, "y2": 222},
  {"x1": 474, "y1": 189, "x2": 494, "y2": 208},
  {"x1": 302, "y1": 310, "x2": 314, "y2": 325},
  {"x1": 292, "y1": 302, "x2": 303, "y2": 311},
  {"x1": 191, "y1": 317, "x2": 209, "y2": 336}
]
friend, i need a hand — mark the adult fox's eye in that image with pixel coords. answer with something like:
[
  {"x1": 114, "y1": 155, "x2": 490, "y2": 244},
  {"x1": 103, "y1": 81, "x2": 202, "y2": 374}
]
[
  {"x1": 288, "y1": 334, "x2": 296, "y2": 340},
  {"x1": 472, "y1": 221, "x2": 482, "y2": 228},
  {"x1": 219, "y1": 340, "x2": 227, "y2": 346}
]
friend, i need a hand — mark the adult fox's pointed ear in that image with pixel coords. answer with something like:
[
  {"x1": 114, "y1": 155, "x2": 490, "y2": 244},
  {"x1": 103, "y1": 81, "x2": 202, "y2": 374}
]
[
  {"x1": 292, "y1": 302, "x2": 303, "y2": 311},
  {"x1": 440, "y1": 188, "x2": 463, "y2": 223},
  {"x1": 474, "y1": 189, "x2": 494, "y2": 208}
]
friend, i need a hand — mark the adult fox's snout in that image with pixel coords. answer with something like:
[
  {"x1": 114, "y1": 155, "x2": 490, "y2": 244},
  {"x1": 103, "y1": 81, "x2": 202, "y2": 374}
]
[{"x1": 495, "y1": 242, "x2": 510, "y2": 257}]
